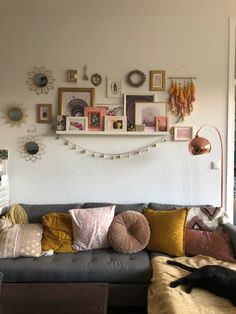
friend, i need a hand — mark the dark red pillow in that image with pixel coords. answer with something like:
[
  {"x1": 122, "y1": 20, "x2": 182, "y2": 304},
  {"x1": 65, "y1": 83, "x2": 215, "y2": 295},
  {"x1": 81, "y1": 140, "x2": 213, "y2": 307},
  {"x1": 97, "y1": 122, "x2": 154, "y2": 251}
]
[{"x1": 185, "y1": 229, "x2": 235, "y2": 263}]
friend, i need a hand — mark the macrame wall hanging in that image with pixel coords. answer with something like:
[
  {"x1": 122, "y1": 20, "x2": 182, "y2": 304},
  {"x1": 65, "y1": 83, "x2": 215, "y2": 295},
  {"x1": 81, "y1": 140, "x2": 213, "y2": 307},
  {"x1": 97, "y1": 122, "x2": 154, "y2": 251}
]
[
  {"x1": 168, "y1": 66, "x2": 197, "y2": 123},
  {"x1": 56, "y1": 135, "x2": 167, "y2": 159}
]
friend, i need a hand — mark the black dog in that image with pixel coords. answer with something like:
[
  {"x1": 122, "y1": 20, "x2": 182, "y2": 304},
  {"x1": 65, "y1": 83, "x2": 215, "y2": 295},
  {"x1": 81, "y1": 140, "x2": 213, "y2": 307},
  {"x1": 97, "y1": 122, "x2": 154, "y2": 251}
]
[{"x1": 167, "y1": 260, "x2": 236, "y2": 306}]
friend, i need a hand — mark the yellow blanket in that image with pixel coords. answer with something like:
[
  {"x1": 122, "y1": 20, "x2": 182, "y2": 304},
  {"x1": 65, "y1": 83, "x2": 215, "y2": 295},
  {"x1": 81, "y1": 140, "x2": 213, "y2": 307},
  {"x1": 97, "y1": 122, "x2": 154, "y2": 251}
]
[{"x1": 148, "y1": 255, "x2": 236, "y2": 314}]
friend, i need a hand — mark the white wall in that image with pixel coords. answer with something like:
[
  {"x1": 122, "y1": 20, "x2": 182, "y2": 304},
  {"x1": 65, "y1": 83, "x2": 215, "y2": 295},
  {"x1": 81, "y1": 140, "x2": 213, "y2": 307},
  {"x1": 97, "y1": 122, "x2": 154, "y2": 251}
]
[{"x1": 0, "y1": 1, "x2": 235, "y2": 217}]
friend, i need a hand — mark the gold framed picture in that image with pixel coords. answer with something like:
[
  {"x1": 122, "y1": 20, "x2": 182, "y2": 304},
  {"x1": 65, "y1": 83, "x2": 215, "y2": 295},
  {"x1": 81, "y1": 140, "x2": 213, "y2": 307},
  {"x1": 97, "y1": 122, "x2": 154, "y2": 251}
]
[{"x1": 150, "y1": 70, "x2": 166, "y2": 91}]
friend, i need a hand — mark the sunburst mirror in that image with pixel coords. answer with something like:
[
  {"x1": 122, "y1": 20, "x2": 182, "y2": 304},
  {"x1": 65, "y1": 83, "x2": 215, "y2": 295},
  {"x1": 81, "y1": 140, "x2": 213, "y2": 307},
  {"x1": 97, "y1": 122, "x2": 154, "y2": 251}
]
[
  {"x1": 27, "y1": 66, "x2": 55, "y2": 95},
  {"x1": 3, "y1": 103, "x2": 28, "y2": 127},
  {"x1": 19, "y1": 126, "x2": 46, "y2": 162}
]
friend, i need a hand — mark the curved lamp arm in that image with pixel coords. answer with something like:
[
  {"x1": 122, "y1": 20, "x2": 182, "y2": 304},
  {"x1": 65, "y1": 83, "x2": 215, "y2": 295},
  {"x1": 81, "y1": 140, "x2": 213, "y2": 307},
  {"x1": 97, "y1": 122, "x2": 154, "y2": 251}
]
[{"x1": 188, "y1": 124, "x2": 223, "y2": 208}]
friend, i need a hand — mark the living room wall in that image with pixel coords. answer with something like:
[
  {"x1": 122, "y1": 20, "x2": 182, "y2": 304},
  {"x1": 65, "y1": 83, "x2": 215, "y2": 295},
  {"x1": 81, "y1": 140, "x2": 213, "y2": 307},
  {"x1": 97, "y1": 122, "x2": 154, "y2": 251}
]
[{"x1": 0, "y1": 0, "x2": 235, "y2": 220}]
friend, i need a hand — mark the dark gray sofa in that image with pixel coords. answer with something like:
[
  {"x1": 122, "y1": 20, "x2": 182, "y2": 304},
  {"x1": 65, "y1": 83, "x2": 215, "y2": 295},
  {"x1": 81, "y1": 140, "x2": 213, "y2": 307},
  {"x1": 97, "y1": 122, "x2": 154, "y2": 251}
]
[{"x1": 0, "y1": 202, "x2": 236, "y2": 314}]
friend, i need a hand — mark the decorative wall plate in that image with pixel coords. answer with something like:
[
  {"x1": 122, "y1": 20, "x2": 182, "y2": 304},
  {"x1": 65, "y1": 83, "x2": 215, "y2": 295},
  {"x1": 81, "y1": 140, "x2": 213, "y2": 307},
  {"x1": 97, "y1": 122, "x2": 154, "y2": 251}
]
[
  {"x1": 91, "y1": 73, "x2": 102, "y2": 86},
  {"x1": 27, "y1": 66, "x2": 55, "y2": 95},
  {"x1": 127, "y1": 70, "x2": 146, "y2": 88},
  {"x1": 3, "y1": 103, "x2": 28, "y2": 127}
]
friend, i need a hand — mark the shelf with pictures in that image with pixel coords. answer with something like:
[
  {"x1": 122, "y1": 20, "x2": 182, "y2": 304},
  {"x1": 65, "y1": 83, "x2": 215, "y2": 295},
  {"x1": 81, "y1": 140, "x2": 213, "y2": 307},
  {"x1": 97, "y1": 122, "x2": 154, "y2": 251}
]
[{"x1": 56, "y1": 112, "x2": 170, "y2": 137}]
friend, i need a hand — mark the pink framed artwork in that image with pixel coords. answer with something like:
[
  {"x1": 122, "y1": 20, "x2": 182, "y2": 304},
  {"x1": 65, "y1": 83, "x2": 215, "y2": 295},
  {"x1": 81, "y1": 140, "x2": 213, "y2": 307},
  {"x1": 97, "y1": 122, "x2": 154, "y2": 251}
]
[
  {"x1": 174, "y1": 126, "x2": 193, "y2": 141},
  {"x1": 156, "y1": 116, "x2": 169, "y2": 132},
  {"x1": 84, "y1": 107, "x2": 106, "y2": 131}
]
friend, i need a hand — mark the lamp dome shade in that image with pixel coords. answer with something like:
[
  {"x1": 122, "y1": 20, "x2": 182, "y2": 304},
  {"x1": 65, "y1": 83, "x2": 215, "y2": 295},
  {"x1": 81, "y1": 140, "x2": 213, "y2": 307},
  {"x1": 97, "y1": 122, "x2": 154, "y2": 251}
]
[{"x1": 188, "y1": 135, "x2": 211, "y2": 155}]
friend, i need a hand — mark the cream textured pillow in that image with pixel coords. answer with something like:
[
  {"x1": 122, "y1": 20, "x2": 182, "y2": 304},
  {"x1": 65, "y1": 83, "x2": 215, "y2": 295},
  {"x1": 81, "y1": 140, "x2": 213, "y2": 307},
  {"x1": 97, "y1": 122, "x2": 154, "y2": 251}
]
[
  {"x1": 69, "y1": 206, "x2": 115, "y2": 251},
  {"x1": 0, "y1": 223, "x2": 43, "y2": 258}
]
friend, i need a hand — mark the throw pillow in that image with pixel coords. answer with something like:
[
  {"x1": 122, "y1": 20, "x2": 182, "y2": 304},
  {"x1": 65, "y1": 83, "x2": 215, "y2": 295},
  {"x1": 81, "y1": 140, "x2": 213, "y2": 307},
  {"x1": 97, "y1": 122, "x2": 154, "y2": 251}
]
[
  {"x1": 144, "y1": 208, "x2": 188, "y2": 256},
  {"x1": 5, "y1": 204, "x2": 29, "y2": 224},
  {"x1": 69, "y1": 205, "x2": 115, "y2": 251},
  {"x1": 41, "y1": 212, "x2": 75, "y2": 253},
  {"x1": 186, "y1": 206, "x2": 224, "y2": 230},
  {"x1": 108, "y1": 211, "x2": 150, "y2": 253},
  {"x1": 0, "y1": 223, "x2": 43, "y2": 258},
  {"x1": 185, "y1": 229, "x2": 235, "y2": 263}
]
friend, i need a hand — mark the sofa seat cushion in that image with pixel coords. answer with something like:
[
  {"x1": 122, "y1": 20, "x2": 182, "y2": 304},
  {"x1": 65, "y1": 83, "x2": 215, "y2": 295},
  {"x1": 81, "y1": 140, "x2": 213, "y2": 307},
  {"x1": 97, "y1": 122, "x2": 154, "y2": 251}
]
[{"x1": 0, "y1": 248, "x2": 151, "y2": 284}]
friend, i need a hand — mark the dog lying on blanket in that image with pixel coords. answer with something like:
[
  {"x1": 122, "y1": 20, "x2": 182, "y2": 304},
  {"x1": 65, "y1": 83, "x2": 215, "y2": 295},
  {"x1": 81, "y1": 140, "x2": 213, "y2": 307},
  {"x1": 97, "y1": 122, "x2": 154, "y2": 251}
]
[{"x1": 167, "y1": 260, "x2": 236, "y2": 306}]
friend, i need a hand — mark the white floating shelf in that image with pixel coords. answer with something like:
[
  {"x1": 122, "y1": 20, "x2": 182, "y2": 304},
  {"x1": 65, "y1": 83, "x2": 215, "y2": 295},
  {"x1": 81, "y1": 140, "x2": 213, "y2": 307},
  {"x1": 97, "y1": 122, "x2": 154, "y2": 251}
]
[{"x1": 56, "y1": 131, "x2": 169, "y2": 136}]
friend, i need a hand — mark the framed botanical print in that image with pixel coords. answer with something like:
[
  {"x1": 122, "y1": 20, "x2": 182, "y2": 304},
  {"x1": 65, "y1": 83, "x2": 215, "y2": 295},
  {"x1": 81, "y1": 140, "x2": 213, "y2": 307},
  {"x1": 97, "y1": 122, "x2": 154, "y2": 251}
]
[
  {"x1": 135, "y1": 102, "x2": 166, "y2": 131},
  {"x1": 84, "y1": 107, "x2": 106, "y2": 131},
  {"x1": 58, "y1": 87, "x2": 95, "y2": 116},
  {"x1": 124, "y1": 93, "x2": 156, "y2": 129}
]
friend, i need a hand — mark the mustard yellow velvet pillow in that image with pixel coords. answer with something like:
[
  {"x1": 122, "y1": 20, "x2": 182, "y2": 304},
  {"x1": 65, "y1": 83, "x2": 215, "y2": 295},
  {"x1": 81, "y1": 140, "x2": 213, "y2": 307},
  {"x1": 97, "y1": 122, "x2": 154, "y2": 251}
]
[
  {"x1": 41, "y1": 212, "x2": 75, "y2": 253},
  {"x1": 144, "y1": 208, "x2": 188, "y2": 256}
]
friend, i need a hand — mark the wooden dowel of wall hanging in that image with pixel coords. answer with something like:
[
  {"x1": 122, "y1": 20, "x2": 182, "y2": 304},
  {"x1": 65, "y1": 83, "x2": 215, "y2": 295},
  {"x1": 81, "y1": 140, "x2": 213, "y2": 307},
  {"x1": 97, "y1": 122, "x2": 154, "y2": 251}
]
[{"x1": 167, "y1": 76, "x2": 197, "y2": 80}]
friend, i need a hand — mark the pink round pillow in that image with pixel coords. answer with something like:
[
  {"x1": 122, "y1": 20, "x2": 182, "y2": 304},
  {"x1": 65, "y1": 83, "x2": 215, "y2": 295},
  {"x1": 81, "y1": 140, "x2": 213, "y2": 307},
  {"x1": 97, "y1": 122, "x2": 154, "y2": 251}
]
[{"x1": 108, "y1": 211, "x2": 150, "y2": 253}]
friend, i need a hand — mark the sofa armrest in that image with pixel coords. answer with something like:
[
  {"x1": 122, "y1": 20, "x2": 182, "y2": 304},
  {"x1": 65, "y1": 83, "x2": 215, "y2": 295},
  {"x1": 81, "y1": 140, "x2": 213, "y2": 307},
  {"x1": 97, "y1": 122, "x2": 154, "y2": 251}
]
[{"x1": 223, "y1": 223, "x2": 236, "y2": 256}]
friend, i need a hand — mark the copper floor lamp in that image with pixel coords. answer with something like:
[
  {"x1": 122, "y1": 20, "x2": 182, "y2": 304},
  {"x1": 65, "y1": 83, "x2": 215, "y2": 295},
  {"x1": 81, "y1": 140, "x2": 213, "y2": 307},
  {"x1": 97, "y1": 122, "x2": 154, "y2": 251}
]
[{"x1": 188, "y1": 124, "x2": 223, "y2": 208}]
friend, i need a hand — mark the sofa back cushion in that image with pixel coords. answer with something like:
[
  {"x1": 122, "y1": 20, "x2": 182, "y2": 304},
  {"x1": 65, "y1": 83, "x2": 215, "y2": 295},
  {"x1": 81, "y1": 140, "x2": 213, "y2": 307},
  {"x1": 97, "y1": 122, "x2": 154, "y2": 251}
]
[
  {"x1": 20, "y1": 203, "x2": 82, "y2": 223},
  {"x1": 82, "y1": 202, "x2": 146, "y2": 215}
]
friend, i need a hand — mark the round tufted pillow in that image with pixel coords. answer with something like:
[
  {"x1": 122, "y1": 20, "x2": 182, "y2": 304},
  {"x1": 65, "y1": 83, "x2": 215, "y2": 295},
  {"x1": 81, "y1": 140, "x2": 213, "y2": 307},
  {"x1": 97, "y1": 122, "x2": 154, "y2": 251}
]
[{"x1": 108, "y1": 210, "x2": 150, "y2": 253}]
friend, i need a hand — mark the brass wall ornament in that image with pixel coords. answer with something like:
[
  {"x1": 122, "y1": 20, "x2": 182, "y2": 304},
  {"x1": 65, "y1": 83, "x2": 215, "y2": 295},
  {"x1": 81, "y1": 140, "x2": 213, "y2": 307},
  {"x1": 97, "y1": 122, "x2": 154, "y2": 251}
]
[
  {"x1": 27, "y1": 66, "x2": 55, "y2": 95},
  {"x1": 3, "y1": 103, "x2": 28, "y2": 127},
  {"x1": 91, "y1": 73, "x2": 102, "y2": 86},
  {"x1": 19, "y1": 125, "x2": 46, "y2": 162},
  {"x1": 127, "y1": 70, "x2": 146, "y2": 88}
]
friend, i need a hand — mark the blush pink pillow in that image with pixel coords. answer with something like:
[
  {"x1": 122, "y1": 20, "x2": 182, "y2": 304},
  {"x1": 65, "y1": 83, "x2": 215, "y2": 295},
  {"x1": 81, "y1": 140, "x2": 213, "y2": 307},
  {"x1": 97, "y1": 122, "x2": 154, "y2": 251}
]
[
  {"x1": 185, "y1": 229, "x2": 235, "y2": 263},
  {"x1": 69, "y1": 206, "x2": 115, "y2": 251}
]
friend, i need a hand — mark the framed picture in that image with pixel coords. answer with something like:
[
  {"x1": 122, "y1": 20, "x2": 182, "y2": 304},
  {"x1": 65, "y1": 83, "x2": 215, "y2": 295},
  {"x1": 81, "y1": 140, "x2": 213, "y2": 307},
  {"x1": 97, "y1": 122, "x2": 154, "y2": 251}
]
[
  {"x1": 106, "y1": 78, "x2": 123, "y2": 98},
  {"x1": 84, "y1": 107, "x2": 106, "y2": 131},
  {"x1": 174, "y1": 126, "x2": 193, "y2": 141},
  {"x1": 96, "y1": 104, "x2": 123, "y2": 116},
  {"x1": 135, "y1": 102, "x2": 166, "y2": 131},
  {"x1": 66, "y1": 117, "x2": 88, "y2": 131},
  {"x1": 105, "y1": 116, "x2": 127, "y2": 132},
  {"x1": 124, "y1": 93, "x2": 156, "y2": 129},
  {"x1": 156, "y1": 116, "x2": 169, "y2": 132},
  {"x1": 150, "y1": 70, "x2": 166, "y2": 91},
  {"x1": 58, "y1": 87, "x2": 95, "y2": 116},
  {"x1": 37, "y1": 104, "x2": 52, "y2": 123}
]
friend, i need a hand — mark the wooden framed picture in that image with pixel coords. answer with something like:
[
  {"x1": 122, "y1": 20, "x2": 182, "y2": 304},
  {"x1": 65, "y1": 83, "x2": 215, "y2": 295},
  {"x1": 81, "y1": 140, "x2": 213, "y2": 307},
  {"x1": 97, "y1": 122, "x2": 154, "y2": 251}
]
[
  {"x1": 37, "y1": 104, "x2": 52, "y2": 123},
  {"x1": 135, "y1": 102, "x2": 166, "y2": 131},
  {"x1": 124, "y1": 93, "x2": 156, "y2": 129},
  {"x1": 105, "y1": 116, "x2": 127, "y2": 132},
  {"x1": 106, "y1": 78, "x2": 123, "y2": 98},
  {"x1": 156, "y1": 116, "x2": 169, "y2": 132},
  {"x1": 66, "y1": 117, "x2": 88, "y2": 131},
  {"x1": 84, "y1": 107, "x2": 106, "y2": 131},
  {"x1": 58, "y1": 87, "x2": 95, "y2": 116},
  {"x1": 174, "y1": 126, "x2": 193, "y2": 141},
  {"x1": 150, "y1": 70, "x2": 166, "y2": 91}
]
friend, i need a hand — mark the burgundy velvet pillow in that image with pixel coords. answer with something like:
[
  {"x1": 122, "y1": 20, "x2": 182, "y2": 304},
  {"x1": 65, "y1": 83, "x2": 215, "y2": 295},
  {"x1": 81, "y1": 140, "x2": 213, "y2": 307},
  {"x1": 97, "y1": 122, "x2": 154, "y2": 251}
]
[{"x1": 185, "y1": 229, "x2": 235, "y2": 263}]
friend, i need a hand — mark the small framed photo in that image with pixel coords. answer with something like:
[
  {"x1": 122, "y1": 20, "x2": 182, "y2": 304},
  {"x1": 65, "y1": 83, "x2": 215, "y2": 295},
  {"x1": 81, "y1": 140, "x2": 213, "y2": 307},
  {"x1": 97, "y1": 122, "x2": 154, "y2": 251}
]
[
  {"x1": 37, "y1": 104, "x2": 52, "y2": 123},
  {"x1": 135, "y1": 102, "x2": 166, "y2": 131},
  {"x1": 106, "y1": 78, "x2": 123, "y2": 98},
  {"x1": 174, "y1": 126, "x2": 193, "y2": 141},
  {"x1": 150, "y1": 70, "x2": 166, "y2": 91},
  {"x1": 58, "y1": 87, "x2": 95, "y2": 116},
  {"x1": 66, "y1": 117, "x2": 88, "y2": 131},
  {"x1": 156, "y1": 116, "x2": 169, "y2": 132},
  {"x1": 84, "y1": 107, "x2": 106, "y2": 131},
  {"x1": 105, "y1": 116, "x2": 127, "y2": 132}
]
